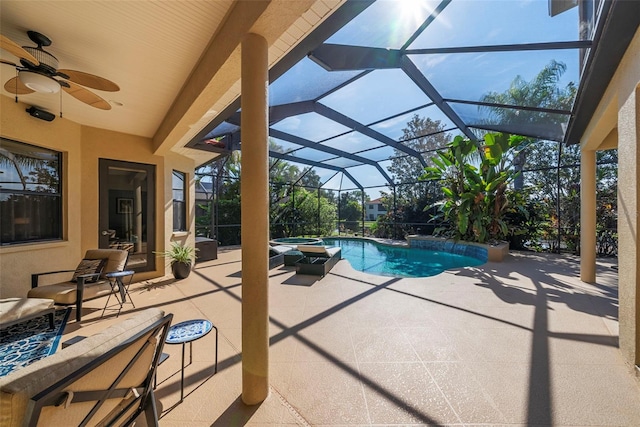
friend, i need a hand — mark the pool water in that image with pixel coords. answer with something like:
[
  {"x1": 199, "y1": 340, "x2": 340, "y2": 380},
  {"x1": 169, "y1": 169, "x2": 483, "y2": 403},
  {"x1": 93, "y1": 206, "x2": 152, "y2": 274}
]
[{"x1": 323, "y1": 238, "x2": 484, "y2": 278}]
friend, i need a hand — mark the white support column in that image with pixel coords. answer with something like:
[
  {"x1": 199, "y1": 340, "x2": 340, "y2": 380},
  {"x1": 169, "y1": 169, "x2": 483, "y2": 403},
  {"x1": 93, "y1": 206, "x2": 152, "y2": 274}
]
[
  {"x1": 618, "y1": 87, "x2": 639, "y2": 366},
  {"x1": 241, "y1": 32, "x2": 270, "y2": 405},
  {"x1": 580, "y1": 148, "x2": 596, "y2": 283}
]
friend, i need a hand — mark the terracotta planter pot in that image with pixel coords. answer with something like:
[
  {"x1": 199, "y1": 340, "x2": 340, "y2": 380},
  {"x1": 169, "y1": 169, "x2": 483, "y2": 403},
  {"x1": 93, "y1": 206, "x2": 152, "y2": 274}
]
[{"x1": 171, "y1": 261, "x2": 192, "y2": 280}]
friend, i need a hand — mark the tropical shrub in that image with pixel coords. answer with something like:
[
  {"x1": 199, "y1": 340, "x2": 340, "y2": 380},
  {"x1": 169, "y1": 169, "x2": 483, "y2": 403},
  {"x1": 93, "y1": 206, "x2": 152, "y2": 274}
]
[
  {"x1": 503, "y1": 188, "x2": 549, "y2": 251},
  {"x1": 420, "y1": 132, "x2": 525, "y2": 244}
]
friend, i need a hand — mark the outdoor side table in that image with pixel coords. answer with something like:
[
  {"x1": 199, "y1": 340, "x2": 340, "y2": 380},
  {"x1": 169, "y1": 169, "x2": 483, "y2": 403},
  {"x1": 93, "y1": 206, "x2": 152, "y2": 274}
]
[
  {"x1": 165, "y1": 318, "x2": 218, "y2": 403},
  {"x1": 102, "y1": 270, "x2": 136, "y2": 318}
]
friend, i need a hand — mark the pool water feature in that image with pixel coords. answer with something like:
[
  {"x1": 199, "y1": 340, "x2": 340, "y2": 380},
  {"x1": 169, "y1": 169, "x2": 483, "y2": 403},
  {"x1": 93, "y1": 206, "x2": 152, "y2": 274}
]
[{"x1": 322, "y1": 237, "x2": 485, "y2": 278}]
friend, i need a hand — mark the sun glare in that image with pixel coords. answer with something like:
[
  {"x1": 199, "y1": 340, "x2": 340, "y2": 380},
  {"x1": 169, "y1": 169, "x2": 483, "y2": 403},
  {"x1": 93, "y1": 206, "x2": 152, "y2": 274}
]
[{"x1": 398, "y1": 0, "x2": 436, "y2": 27}]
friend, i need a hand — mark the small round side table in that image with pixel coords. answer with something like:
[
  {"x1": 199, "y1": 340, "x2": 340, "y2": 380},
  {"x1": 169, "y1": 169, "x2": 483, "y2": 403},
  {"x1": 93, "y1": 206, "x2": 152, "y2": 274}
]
[{"x1": 165, "y1": 318, "x2": 218, "y2": 402}]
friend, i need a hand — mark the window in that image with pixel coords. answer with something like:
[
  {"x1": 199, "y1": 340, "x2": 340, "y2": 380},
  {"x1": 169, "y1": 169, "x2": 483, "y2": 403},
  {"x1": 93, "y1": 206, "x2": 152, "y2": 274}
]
[
  {"x1": 172, "y1": 170, "x2": 186, "y2": 231},
  {"x1": 377, "y1": 204, "x2": 386, "y2": 212},
  {"x1": 0, "y1": 138, "x2": 62, "y2": 245}
]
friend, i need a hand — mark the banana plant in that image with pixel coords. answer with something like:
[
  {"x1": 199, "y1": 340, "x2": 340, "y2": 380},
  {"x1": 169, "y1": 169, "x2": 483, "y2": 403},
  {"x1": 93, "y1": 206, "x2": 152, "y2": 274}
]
[{"x1": 421, "y1": 132, "x2": 524, "y2": 243}]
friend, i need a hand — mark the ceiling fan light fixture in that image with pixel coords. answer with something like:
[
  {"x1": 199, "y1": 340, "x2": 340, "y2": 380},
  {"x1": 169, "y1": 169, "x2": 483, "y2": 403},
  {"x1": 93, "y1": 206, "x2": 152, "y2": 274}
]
[{"x1": 18, "y1": 70, "x2": 60, "y2": 94}]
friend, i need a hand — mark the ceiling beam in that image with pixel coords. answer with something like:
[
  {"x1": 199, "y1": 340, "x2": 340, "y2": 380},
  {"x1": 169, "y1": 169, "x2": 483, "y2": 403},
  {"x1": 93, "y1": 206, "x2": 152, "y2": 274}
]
[{"x1": 153, "y1": 0, "x2": 271, "y2": 154}]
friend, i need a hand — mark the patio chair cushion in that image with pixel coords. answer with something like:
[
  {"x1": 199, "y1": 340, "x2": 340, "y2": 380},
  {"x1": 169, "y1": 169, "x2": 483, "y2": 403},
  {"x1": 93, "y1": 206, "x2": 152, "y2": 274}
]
[
  {"x1": 0, "y1": 308, "x2": 167, "y2": 427},
  {"x1": 70, "y1": 258, "x2": 107, "y2": 283},
  {"x1": 297, "y1": 244, "x2": 329, "y2": 254},
  {"x1": 297, "y1": 245, "x2": 341, "y2": 259},
  {"x1": 84, "y1": 249, "x2": 128, "y2": 279},
  {"x1": 27, "y1": 282, "x2": 113, "y2": 305},
  {"x1": 0, "y1": 298, "x2": 54, "y2": 326},
  {"x1": 270, "y1": 245, "x2": 294, "y2": 255}
]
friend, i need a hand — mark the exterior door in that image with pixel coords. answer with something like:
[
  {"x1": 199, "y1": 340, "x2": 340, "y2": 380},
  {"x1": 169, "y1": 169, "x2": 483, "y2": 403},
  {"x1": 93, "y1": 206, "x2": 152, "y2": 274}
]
[{"x1": 99, "y1": 159, "x2": 155, "y2": 272}]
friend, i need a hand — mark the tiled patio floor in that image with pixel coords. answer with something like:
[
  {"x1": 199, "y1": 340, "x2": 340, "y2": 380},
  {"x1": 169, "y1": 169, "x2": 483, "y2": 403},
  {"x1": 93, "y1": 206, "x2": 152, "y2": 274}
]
[{"x1": 66, "y1": 247, "x2": 640, "y2": 426}]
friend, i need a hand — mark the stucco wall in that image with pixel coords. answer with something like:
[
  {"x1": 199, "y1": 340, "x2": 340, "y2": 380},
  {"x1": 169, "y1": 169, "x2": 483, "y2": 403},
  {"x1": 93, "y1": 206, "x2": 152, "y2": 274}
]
[
  {"x1": 0, "y1": 95, "x2": 195, "y2": 298},
  {"x1": 581, "y1": 27, "x2": 640, "y2": 366},
  {"x1": 161, "y1": 152, "x2": 197, "y2": 273}
]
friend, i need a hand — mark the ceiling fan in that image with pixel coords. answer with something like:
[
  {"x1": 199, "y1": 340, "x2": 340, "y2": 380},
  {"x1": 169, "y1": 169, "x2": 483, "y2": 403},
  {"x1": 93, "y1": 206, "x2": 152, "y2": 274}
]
[{"x1": 0, "y1": 30, "x2": 119, "y2": 110}]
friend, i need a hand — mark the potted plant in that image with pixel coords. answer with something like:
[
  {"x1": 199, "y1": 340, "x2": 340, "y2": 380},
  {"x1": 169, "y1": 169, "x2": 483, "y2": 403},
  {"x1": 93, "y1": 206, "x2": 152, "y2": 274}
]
[{"x1": 156, "y1": 241, "x2": 198, "y2": 279}]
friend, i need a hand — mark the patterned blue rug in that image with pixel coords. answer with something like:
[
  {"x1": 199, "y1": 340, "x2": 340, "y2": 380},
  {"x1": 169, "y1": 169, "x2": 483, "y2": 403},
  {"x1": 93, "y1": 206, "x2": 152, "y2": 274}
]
[{"x1": 0, "y1": 308, "x2": 70, "y2": 377}]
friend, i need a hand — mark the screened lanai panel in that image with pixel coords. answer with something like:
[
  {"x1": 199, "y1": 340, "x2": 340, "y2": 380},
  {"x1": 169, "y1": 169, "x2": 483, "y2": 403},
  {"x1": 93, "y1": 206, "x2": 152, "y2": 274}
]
[
  {"x1": 318, "y1": 69, "x2": 433, "y2": 125},
  {"x1": 271, "y1": 112, "x2": 351, "y2": 142},
  {"x1": 355, "y1": 145, "x2": 395, "y2": 162},
  {"x1": 521, "y1": 140, "x2": 562, "y2": 170},
  {"x1": 326, "y1": 0, "x2": 441, "y2": 49},
  {"x1": 380, "y1": 155, "x2": 431, "y2": 184},
  {"x1": 320, "y1": 131, "x2": 385, "y2": 152},
  {"x1": 419, "y1": 150, "x2": 438, "y2": 165},
  {"x1": 369, "y1": 104, "x2": 454, "y2": 140},
  {"x1": 270, "y1": 137, "x2": 303, "y2": 154},
  {"x1": 409, "y1": 49, "x2": 580, "y2": 108},
  {"x1": 270, "y1": 159, "x2": 306, "y2": 180},
  {"x1": 451, "y1": 102, "x2": 571, "y2": 141},
  {"x1": 409, "y1": 0, "x2": 585, "y2": 49},
  {"x1": 290, "y1": 147, "x2": 336, "y2": 162},
  {"x1": 321, "y1": 172, "x2": 357, "y2": 191},
  {"x1": 206, "y1": 121, "x2": 239, "y2": 139},
  {"x1": 560, "y1": 144, "x2": 582, "y2": 166},
  {"x1": 346, "y1": 164, "x2": 389, "y2": 188},
  {"x1": 308, "y1": 167, "x2": 339, "y2": 187},
  {"x1": 469, "y1": 127, "x2": 490, "y2": 140},
  {"x1": 322, "y1": 157, "x2": 363, "y2": 168},
  {"x1": 270, "y1": 57, "x2": 362, "y2": 106},
  {"x1": 377, "y1": 159, "x2": 397, "y2": 181}
]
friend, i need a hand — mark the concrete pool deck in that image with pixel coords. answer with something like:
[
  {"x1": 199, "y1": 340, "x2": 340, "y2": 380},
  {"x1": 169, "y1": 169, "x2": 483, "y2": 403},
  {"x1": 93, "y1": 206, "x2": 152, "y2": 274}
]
[{"x1": 65, "y1": 247, "x2": 640, "y2": 426}]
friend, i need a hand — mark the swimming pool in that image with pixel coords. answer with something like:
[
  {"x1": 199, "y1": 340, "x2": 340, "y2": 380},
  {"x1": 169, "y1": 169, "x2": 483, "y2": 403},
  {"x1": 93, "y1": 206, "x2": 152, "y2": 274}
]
[{"x1": 322, "y1": 237, "x2": 485, "y2": 278}]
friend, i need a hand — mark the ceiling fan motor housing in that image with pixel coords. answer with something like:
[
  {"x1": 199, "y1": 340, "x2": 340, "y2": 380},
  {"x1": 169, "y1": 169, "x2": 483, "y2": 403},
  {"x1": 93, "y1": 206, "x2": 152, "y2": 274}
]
[{"x1": 21, "y1": 46, "x2": 58, "y2": 74}]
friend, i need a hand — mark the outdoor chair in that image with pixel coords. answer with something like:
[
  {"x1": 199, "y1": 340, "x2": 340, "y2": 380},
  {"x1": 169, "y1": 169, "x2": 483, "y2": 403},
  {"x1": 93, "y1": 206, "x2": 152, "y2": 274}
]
[
  {"x1": 27, "y1": 249, "x2": 129, "y2": 322},
  {"x1": 0, "y1": 308, "x2": 172, "y2": 427},
  {"x1": 0, "y1": 298, "x2": 55, "y2": 330},
  {"x1": 294, "y1": 245, "x2": 341, "y2": 277},
  {"x1": 269, "y1": 245, "x2": 294, "y2": 269}
]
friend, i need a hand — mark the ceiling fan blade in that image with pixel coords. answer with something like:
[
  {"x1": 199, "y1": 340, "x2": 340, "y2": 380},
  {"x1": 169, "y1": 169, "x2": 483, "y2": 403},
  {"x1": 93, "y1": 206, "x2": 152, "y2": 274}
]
[
  {"x1": 58, "y1": 69, "x2": 119, "y2": 92},
  {"x1": 0, "y1": 34, "x2": 39, "y2": 66},
  {"x1": 3, "y1": 76, "x2": 35, "y2": 94},
  {"x1": 63, "y1": 80, "x2": 111, "y2": 110},
  {"x1": 1, "y1": 58, "x2": 18, "y2": 67}
]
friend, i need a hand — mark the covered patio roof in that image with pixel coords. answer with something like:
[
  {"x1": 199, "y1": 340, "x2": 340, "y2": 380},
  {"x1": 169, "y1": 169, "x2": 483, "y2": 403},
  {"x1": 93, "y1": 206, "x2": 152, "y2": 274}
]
[{"x1": 190, "y1": 0, "x2": 638, "y2": 192}]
